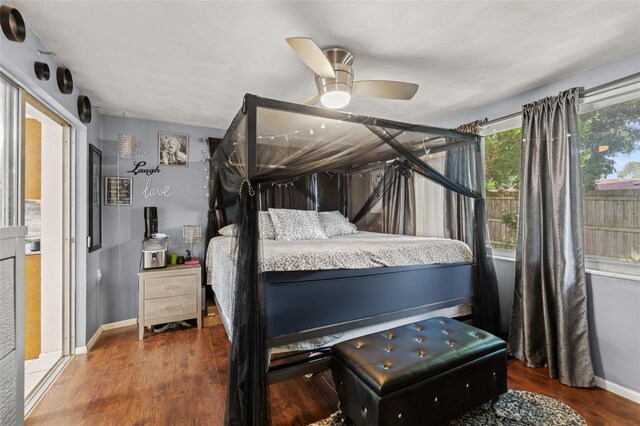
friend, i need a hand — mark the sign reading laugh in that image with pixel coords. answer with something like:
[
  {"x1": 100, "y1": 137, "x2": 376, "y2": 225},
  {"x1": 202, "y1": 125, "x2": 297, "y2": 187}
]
[{"x1": 127, "y1": 161, "x2": 160, "y2": 176}]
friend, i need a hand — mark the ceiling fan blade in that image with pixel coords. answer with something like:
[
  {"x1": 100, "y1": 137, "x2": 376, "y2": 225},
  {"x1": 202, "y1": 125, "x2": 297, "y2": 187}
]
[
  {"x1": 352, "y1": 80, "x2": 419, "y2": 100},
  {"x1": 303, "y1": 94, "x2": 321, "y2": 106},
  {"x1": 286, "y1": 37, "x2": 336, "y2": 79}
]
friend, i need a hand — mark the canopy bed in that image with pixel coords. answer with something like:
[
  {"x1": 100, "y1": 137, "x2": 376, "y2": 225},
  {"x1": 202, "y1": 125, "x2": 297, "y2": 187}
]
[{"x1": 205, "y1": 94, "x2": 500, "y2": 425}]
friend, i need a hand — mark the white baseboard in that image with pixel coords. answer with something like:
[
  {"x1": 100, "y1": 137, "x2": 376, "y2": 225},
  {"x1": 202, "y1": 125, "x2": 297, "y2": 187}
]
[
  {"x1": 595, "y1": 376, "x2": 640, "y2": 404},
  {"x1": 102, "y1": 318, "x2": 137, "y2": 331},
  {"x1": 83, "y1": 326, "x2": 102, "y2": 352},
  {"x1": 77, "y1": 318, "x2": 137, "y2": 353}
]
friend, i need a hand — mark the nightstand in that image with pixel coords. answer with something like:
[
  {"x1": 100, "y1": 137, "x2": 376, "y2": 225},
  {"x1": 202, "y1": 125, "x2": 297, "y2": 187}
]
[{"x1": 138, "y1": 263, "x2": 202, "y2": 340}]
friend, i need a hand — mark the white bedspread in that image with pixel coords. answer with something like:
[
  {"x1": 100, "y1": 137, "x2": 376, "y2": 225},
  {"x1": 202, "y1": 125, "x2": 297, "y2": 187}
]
[
  {"x1": 206, "y1": 232, "x2": 473, "y2": 351},
  {"x1": 209, "y1": 231, "x2": 471, "y2": 275}
]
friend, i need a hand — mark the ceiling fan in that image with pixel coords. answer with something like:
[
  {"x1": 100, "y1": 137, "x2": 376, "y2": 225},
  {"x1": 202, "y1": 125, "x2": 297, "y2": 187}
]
[{"x1": 286, "y1": 37, "x2": 419, "y2": 109}]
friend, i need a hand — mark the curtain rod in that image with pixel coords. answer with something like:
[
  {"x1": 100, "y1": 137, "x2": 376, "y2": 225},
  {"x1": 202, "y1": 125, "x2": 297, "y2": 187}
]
[
  {"x1": 582, "y1": 71, "x2": 640, "y2": 96},
  {"x1": 481, "y1": 72, "x2": 640, "y2": 128}
]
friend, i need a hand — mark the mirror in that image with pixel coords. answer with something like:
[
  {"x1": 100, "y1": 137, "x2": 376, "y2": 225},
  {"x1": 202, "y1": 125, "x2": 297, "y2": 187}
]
[{"x1": 88, "y1": 144, "x2": 102, "y2": 252}]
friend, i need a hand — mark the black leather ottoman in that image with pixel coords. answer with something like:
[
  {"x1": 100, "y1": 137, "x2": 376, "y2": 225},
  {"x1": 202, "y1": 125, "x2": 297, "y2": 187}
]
[{"x1": 331, "y1": 317, "x2": 507, "y2": 426}]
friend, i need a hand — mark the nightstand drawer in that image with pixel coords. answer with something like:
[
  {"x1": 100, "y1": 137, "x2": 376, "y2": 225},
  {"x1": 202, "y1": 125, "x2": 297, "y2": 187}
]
[
  {"x1": 138, "y1": 264, "x2": 202, "y2": 339},
  {"x1": 144, "y1": 274, "x2": 198, "y2": 299},
  {"x1": 144, "y1": 295, "x2": 198, "y2": 321}
]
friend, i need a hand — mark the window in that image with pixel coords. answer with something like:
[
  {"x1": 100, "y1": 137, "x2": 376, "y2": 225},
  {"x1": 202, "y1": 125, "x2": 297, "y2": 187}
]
[
  {"x1": 579, "y1": 97, "x2": 640, "y2": 264},
  {"x1": 481, "y1": 123, "x2": 522, "y2": 250},
  {"x1": 479, "y1": 82, "x2": 640, "y2": 270}
]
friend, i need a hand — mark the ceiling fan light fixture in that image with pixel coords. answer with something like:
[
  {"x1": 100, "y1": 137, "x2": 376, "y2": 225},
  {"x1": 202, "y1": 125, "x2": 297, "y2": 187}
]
[
  {"x1": 321, "y1": 90, "x2": 351, "y2": 109},
  {"x1": 313, "y1": 50, "x2": 354, "y2": 109},
  {"x1": 289, "y1": 39, "x2": 419, "y2": 107}
]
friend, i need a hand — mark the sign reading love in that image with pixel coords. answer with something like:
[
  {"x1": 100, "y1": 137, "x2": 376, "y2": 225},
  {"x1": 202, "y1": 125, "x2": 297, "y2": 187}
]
[{"x1": 143, "y1": 178, "x2": 174, "y2": 199}]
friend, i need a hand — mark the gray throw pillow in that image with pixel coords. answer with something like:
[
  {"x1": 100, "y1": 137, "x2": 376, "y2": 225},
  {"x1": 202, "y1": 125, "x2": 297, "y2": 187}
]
[
  {"x1": 317, "y1": 211, "x2": 358, "y2": 237},
  {"x1": 268, "y1": 208, "x2": 328, "y2": 241}
]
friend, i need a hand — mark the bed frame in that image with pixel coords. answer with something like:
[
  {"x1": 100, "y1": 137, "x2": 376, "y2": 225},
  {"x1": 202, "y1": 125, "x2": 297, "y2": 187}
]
[
  {"x1": 256, "y1": 262, "x2": 476, "y2": 382},
  {"x1": 264, "y1": 262, "x2": 474, "y2": 348},
  {"x1": 211, "y1": 260, "x2": 475, "y2": 382}
]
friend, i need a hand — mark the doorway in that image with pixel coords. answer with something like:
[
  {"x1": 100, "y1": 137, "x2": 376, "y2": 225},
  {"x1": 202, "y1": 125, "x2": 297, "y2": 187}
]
[{"x1": 22, "y1": 94, "x2": 73, "y2": 406}]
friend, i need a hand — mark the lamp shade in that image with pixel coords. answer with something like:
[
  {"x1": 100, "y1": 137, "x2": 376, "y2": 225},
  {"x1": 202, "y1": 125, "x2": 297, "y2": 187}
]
[{"x1": 183, "y1": 225, "x2": 201, "y2": 244}]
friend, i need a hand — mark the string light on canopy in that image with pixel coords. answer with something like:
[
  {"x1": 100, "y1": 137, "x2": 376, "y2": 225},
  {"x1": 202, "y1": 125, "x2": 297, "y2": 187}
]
[
  {"x1": 199, "y1": 137, "x2": 211, "y2": 197},
  {"x1": 257, "y1": 121, "x2": 329, "y2": 141}
]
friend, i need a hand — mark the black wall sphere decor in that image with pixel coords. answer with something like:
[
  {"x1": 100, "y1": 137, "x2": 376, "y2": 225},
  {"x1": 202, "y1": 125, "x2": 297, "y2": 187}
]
[
  {"x1": 34, "y1": 62, "x2": 50, "y2": 81},
  {"x1": 77, "y1": 95, "x2": 92, "y2": 124},
  {"x1": 56, "y1": 67, "x2": 73, "y2": 94},
  {"x1": 0, "y1": 5, "x2": 26, "y2": 43}
]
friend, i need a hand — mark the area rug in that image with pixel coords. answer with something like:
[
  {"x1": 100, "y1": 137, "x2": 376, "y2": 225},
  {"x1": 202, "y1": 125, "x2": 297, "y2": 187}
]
[{"x1": 310, "y1": 390, "x2": 586, "y2": 425}]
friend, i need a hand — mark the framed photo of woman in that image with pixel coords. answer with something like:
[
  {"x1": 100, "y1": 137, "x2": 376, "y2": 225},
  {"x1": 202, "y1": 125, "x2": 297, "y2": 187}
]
[{"x1": 158, "y1": 132, "x2": 188, "y2": 166}]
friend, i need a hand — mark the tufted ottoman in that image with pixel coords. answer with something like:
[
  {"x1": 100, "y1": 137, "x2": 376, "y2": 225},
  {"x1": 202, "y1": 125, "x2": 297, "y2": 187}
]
[{"x1": 330, "y1": 317, "x2": 507, "y2": 426}]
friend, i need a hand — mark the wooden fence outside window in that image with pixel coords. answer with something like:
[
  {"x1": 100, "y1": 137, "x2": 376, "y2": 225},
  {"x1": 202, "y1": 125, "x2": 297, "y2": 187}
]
[{"x1": 486, "y1": 189, "x2": 640, "y2": 262}]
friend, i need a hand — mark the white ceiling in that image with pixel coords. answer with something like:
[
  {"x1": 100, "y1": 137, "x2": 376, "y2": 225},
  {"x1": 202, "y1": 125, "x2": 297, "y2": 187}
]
[{"x1": 12, "y1": 0, "x2": 640, "y2": 130}]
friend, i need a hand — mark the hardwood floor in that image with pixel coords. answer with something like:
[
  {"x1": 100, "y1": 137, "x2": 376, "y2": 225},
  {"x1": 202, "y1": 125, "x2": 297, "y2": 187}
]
[{"x1": 26, "y1": 324, "x2": 640, "y2": 425}]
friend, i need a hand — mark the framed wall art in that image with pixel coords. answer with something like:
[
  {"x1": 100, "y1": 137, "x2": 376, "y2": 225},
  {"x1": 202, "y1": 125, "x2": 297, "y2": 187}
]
[
  {"x1": 158, "y1": 132, "x2": 188, "y2": 166},
  {"x1": 105, "y1": 176, "x2": 133, "y2": 206}
]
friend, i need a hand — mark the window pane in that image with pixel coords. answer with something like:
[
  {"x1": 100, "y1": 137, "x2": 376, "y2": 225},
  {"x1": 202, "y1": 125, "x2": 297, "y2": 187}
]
[
  {"x1": 580, "y1": 98, "x2": 640, "y2": 263},
  {"x1": 485, "y1": 128, "x2": 522, "y2": 249}
]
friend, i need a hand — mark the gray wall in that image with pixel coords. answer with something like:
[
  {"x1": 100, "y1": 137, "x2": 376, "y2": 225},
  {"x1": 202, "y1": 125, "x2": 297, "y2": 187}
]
[
  {"x1": 493, "y1": 258, "x2": 640, "y2": 393},
  {"x1": 0, "y1": 0, "x2": 102, "y2": 346},
  {"x1": 587, "y1": 274, "x2": 640, "y2": 392},
  {"x1": 492, "y1": 257, "x2": 516, "y2": 333},
  {"x1": 99, "y1": 115, "x2": 224, "y2": 324},
  {"x1": 434, "y1": 52, "x2": 640, "y2": 394}
]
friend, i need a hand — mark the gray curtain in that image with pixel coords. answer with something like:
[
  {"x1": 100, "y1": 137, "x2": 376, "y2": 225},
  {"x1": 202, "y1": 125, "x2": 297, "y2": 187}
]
[
  {"x1": 444, "y1": 120, "x2": 486, "y2": 245},
  {"x1": 508, "y1": 88, "x2": 595, "y2": 387},
  {"x1": 383, "y1": 163, "x2": 415, "y2": 235}
]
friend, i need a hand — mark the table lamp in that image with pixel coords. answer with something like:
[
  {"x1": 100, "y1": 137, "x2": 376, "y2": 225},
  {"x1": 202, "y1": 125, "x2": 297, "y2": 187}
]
[{"x1": 183, "y1": 225, "x2": 201, "y2": 261}]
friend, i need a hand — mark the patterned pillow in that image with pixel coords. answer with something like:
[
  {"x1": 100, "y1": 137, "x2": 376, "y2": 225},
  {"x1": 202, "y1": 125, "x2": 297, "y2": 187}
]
[
  {"x1": 318, "y1": 211, "x2": 358, "y2": 237},
  {"x1": 258, "y1": 211, "x2": 276, "y2": 240},
  {"x1": 268, "y1": 208, "x2": 328, "y2": 241}
]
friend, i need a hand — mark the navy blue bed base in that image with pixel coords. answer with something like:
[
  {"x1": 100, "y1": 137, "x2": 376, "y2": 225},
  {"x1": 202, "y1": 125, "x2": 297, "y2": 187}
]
[{"x1": 263, "y1": 262, "x2": 474, "y2": 348}]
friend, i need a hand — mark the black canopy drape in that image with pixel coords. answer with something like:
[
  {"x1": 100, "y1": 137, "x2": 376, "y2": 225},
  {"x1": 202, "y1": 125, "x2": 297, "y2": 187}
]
[{"x1": 207, "y1": 95, "x2": 501, "y2": 426}]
